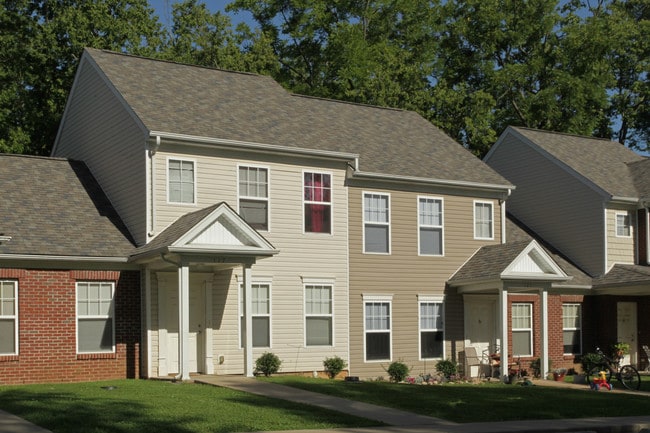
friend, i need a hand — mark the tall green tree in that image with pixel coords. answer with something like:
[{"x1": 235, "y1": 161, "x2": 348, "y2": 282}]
[{"x1": 0, "y1": 0, "x2": 163, "y2": 155}]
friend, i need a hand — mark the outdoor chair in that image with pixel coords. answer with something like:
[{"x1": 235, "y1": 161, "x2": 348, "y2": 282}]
[
  {"x1": 643, "y1": 345, "x2": 650, "y2": 372},
  {"x1": 464, "y1": 346, "x2": 485, "y2": 379}
]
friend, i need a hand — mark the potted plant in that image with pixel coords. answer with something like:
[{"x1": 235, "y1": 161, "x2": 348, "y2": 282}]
[
  {"x1": 552, "y1": 368, "x2": 567, "y2": 381},
  {"x1": 612, "y1": 342, "x2": 630, "y2": 360}
]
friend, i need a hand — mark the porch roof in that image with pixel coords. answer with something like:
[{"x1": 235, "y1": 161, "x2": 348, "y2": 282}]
[
  {"x1": 129, "y1": 202, "x2": 278, "y2": 265},
  {"x1": 593, "y1": 265, "x2": 650, "y2": 295}
]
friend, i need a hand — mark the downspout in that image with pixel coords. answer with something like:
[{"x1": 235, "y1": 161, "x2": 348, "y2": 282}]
[{"x1": 148, "y1": 136, "x2": 161, "y2": 240}]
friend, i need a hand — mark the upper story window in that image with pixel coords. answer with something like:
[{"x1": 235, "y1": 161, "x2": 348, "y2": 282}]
[
  {"x1": 304, "y1": 172, "x2": 331, "y2": 234},
  {"x1": 238, "y1": 166, "x2": 269, "y2": 231},
  {"x1": 616, "y1": 212, "x2": 631, "y2": 237},
  {"x1": 418, "y1": 197, "x2": 443, "y2": 256},
  {"x1": 474, "y1": 201, "x2": 494, "y2": 240},
  {"x1": 168, "y1": 159, "x2": 195, "y2": 204},
  {"x1": 0, "y1": 280, "x2": 18, "y2": 355},
  {"x1": 364, "y1": 192, "x2": 390, "y2": 254},
  {"x1": 304, "y1": 282, "x2": 333, "y2": 346},
  {"x1": 77, "y1": 281, "x2": 115, "y2": 354},
  {"x1": 562, "y1": 303, "x2": 582, "y2": 355}
]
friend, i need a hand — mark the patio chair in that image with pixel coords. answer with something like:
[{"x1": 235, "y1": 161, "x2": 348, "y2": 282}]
[
  {"x1": 643, "y1": 345, "x2": 650, "y2": 372},
  {"x1": 464, "y1": 346, "x2": 485, "y2": 379}
]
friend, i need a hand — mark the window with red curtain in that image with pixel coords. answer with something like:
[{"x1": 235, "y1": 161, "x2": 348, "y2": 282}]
[{"x1": 304, "y1": 172, "x2": 331, "y2": 233}]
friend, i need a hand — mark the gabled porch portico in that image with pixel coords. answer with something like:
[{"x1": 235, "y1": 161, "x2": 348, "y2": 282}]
[
  {"x1": 449, "y1": 240, "x2": 571, "y2": 381},
  {"x1": 130, "y1": 203, "x2": 278, "y2": 380}
]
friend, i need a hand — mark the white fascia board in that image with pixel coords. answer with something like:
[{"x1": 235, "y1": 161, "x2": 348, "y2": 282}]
[
  {"x1": 167, "y1": 246, "x2": 279, "y2": 256},
  {"x1": 0, "y1": 254, "x2": 138, "y2": 270},
  {"x1": 351, "y1": 170, "x2": 514, "y2": 196},
  {"x1": 501, "y1": 240, "x2": 569, "y2": 280},
  {"x1": 150, "y1": 131, "x2": 359, "y2": 162}
]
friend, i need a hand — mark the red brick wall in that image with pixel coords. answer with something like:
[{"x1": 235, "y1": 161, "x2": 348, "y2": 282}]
[{"x1": 0, "y1": 268, "x2": 140, "y2": 385}]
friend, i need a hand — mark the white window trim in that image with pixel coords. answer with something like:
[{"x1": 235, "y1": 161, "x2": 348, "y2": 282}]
[
  {"x1": 562, "y1": 303, "x2": 582, "y2": 355},
  {"x1": 237, "y1": 164, "x2": 271, "y2": 232},
  {"x1": 362, "y1": 294, "x2": 393, "y2": 362},
  {"x1": 238, "y1": 277, "x2": 273, "y2": 349},
  {"x1": 418, "y1": 295, "x2": 445, "y2": 361},
  {"x1": 76, "y1": 281, "x2": 116, "y2": 355},
  {"x1": 512, "y1": 302, "x2": 533, "y2": 357},
  {"x1": 302, "y1": 170, "x2": 334, "y2": 235},
  {"x1": 417, "y1": 196, "x2": 444, "y2": 257},
  {"x1": 0, "y1": 280, "x2": 18, "y2": 356},
  {"x1": 615, "y1": 212, "x2": 632, "y2": 238},
  {"x1": 473, "y1": 200, "x2": 494, "y2": 240},
  {"x1": 303, "y1": 280, "x2": 335, "y2": 347},
  {"x1": 362, "y1": 191, "x2": 391, "y2": 255},
  {"x1": 167, "y1": 157, "x2": 197, "y2": 205}
]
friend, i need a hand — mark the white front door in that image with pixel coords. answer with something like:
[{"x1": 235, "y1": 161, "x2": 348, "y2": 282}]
[
  {"x1": 617, "y1": 302, "x2": 637, "y2": 366},
  {"x1": 464, "y1": 296, "x2": 497, "y2": 375},
  {"x1": 166, "y1": 281, "x2": 205, "y2": 374}
]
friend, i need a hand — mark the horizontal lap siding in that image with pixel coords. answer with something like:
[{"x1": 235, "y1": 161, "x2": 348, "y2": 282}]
[
  {"x1": 152, "y1": 146, "x2": 349, "y2": 375},
  {"x1": 53, "y1": 59, "x2": 147, "y2": 245},
  {"x1": 606, "y1": 208, "x2": 636, "y2": 268},
  {"x1": 348, "y1": 186, "x2": 502, "y2": 379},
  {"x1": 487, "y1": 134, "x2": 605, "y2": 276}
]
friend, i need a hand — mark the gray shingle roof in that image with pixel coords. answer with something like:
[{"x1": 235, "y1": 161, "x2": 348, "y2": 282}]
[
  {"x1": 0, "y1": 154, "x2": 135, "y2": 258},
  {"x1": 593, "y1": 264, "x2": 650, "y2": 287},
  {"x1": 511, "y1": 127, "x2": 646, "y2": 199},
  {"x1": 85, "y1": 48, "x2": 511, "y2": 187},
  {"x1": 628, "y1": 158, "x2": 650, "y2": 200}
]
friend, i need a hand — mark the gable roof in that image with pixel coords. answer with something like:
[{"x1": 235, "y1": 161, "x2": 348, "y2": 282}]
[
  {"x1": 78, "y1": 48, "x2": 511, "y2": 189},
  {"x1": 0, "y1": 154, "x2": 135, "y2": 259},
  {"x1": 130, "y1": 202, "x2": 278, "y2": 261},
  {"x1": 495, "y1": 127, "x2": 646, "y2": 200}
]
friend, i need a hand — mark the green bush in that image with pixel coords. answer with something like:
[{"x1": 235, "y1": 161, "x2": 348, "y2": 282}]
[
  {"x1": 323, "y1": 356, "x2": 347, "y2": 379},
  {"x1": 386, "y1": 361, "x2": 410, "y2": 382},
  {"x1": 435, "y1": 359, "x2": 457, "y2": 378},
  {"x1": 255, "y1": 352, "x2": 282, "y2": 377},
  {"x1": 580, "y1": 352, "x2": 603, "y2": 373}
]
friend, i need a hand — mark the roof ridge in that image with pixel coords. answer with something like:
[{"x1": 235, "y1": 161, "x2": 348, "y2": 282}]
[
  {"x1": 0, "y1": 153, "x2": 69, "y2": 162},
  {"x1": 292, "y1": 93, "x2": 407, "y2": 113},
  {"x1": 512, "y1": 126, "x2": 615, "y2": 143}
]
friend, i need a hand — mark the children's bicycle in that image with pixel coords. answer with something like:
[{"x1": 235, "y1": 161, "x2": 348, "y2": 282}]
[{"x1": 586, "y1": 346, "x2": 641, "y2": 390}]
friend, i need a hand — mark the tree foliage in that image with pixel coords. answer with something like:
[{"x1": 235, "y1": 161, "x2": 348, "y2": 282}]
[{"x1": 2, "y1": 0, "x2": 648, "y2": 156}]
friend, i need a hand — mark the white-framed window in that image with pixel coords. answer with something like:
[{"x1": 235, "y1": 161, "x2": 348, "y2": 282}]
[
  {"x1": 419, "y1": 296, "x2": 444, "y2": 359},
  {"x1": 240, "y1": 282, "x2": 271, "y2": 348},
  {"x1": 418, "y1": 197, "x2": 444, "y2": 256},
  {"x1": 562, "y1": 303, "x2": 582, "y2": 355},
  {"x1": 512, "y1": 303, "x2": 532, "y2": 357},
  {"x1": 76, "y1": 281, "x2": 115, "y2": 354},
  {"x1": 304, "y1": 282, "x2": 333, "y2": 346},
  {"x1": 363, "y1": 192, "x2": 390, "y2": 254},
  {"x1": 616, "y1": 212, "x2": 631, "y2": 237},
  {"x1": 363, "y1": 295, "x2": 392, "y2": 361},
  {"x1": 238, "y1": 165, "x2": 269, "y2": 231},
  {"x1": 0, "y1": 280, "x2": 18, "y2": 355},
  {"x1": 474, "y1": 201, "x2": 494, "y2": 240},
  {"x1": 303, "y1": 171, "x2": 332, "y2": 234},
  {"x1": 168, "y1": 158, "x2": 196, "y2": 204}
]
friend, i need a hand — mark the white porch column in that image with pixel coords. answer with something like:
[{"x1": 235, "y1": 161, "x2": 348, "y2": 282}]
[
  {"x1": 540, "y1": 288, "x2": 550, "y2": 380},
  {"x1": 243, "y1": 264, "x2": 254, "y2": 377},
  {"x1": 499, "y1": 286, "x2": 509, "y2": 382},
  {"x1": 178, "y1": 262, "x2": 191, "y2": 381}
]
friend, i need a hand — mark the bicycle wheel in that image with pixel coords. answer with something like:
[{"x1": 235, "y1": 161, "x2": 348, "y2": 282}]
[
  {"x1": 587, "y1": 365, "x2": 611, "y2": 385},
  {"x1": 619, "y1": 365, "x2": 641, "y2": 390}
]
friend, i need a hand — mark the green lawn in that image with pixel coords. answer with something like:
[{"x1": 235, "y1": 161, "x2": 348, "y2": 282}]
[
  {"x1": 262, "y1": 375, "x2": 650, "y2": 423},
  {"x1": 0, "y1": 379, "x2": 380, "y2": 433}
]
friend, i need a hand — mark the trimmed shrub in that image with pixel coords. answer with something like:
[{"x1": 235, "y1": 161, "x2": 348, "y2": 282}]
[
  {"x1": 255, "y1": 352, "x2": 282, "y2": 377},
  {"x1": 323, "y1": 356, "x2": 347, "y2": 379},
  {"x1": 435, "y1": 359, "x2": 457, "y2": 378},
  {"x1": 386, "y1": 361, "x2": 410, "y2": 382}
]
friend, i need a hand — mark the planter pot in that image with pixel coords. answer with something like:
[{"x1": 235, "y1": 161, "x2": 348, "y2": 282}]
[
  {"x1": 573, "y1": 374, "x2": 586, "y2": 384},
  {"x1": 553, "y1": 373, "x2": 566, "y2": 381}
]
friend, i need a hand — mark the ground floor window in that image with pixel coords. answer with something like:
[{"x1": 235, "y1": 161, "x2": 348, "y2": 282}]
[
  {"x1": 562, "y1": 303, "x2": 582, "y2": 354},
  {"x1": 0, "y1": 280, "x2": 18, "y2": 355},
  {"x1": 76, "y1": 281, "x2": 115, "y2": 353},
  {"x1": 419, "y1": 296, "x2": 444, "y2": 359},
  {"x1": 304, "y1": 283, "x2": 333, "y2": 346},
  {"x1": 512, "y1": 303, "x2": 532, "y2": 357},
  {"x1": 364, "y1": 296, "x2": 391, "y2": 361},
  {"x1": 240, "y1": 283, "x2": 271, "y2": 348}
]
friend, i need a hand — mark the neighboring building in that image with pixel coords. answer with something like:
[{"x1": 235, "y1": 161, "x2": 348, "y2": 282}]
[{"x1": 484, "y1": 126, "x2": 650, "y2": 370}]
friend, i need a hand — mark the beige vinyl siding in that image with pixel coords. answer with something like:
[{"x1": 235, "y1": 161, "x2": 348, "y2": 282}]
[
  {"x1": 348, "y1": 186, "x2": 502, "y2": 378},
  {"x1": 607, "y1": 208, "x2": 636, "y2": 268},
  {"x1": 152, "y1": 144, "x2": 349, "y2": 374},
  {"x1": 53, "y1": 57, "x2": 147, "y2": 245},
  {"x1": 487, "y1": 133, "x2": 606, "y2": 276}
]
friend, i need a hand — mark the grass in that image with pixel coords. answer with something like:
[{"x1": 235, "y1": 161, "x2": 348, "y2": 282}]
[
  {"x1": 262, "y1": 375, "x2": 650, "y2": 423},
  {"x1": 0, "y1": 379, "x2": 380, "y2": 433}
]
